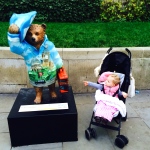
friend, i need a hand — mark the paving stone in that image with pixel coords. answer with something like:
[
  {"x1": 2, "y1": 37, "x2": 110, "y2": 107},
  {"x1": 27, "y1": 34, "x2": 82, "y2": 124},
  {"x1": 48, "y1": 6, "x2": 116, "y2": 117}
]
[
  {"x1": 108, "y1": 118, "x2": 150, "y2": 150},
  {"x1": 0, "y1": 94, "x2": 17, "y2": 112},
  {"x1": 63, "y1": 103, "x2": 114, "y2": 150},
  {"x1": 125, "y1": 103, "x2": 139, "y2": 118},
  {"x1": 0, "y1": 113, "x2": 9, "y2": 132},
  {"x1": 136, "y1": 108, "x2": 150, "y2": 128},
  {"x1": 127, "y1": 90, "x2": 150, "y2": 102},
  {"x1": 11, "y1": 143, "x2": 62, "y2": 150},
  {"x1": 0, "y1": 133, "x2": 11, "y2": 150},
  {"x1": 0, "y1": 90, "x2": 150, "y2": 150},
  {"x1": 74, "y1": 93, "x2": 95, "y2": 105}
]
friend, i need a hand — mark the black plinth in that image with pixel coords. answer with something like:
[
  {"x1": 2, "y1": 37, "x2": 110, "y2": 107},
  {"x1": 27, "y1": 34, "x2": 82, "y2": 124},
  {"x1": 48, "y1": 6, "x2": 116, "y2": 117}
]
[{"x1": 7, "y1": 86, "x2": 78, "y2": 147}]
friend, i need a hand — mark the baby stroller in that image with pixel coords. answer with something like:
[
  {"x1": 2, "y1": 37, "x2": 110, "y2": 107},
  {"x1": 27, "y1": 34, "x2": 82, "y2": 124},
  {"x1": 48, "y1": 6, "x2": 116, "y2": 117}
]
[{"x1": 85, "y1": 47, "x2": 131, "y2": 149}]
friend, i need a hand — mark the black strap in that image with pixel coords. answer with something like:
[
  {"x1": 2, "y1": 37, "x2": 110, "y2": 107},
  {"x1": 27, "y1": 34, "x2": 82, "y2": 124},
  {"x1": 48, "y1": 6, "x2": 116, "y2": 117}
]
[
  {"x1": 102, "y1": 85, "x2": 105, "y2": 94},
  {"x1": 112, "y1": 88, "x2": 119, "y2": 97},
  {"x1": 102, "y1": 84, "x2": 119, "y2": 97}
]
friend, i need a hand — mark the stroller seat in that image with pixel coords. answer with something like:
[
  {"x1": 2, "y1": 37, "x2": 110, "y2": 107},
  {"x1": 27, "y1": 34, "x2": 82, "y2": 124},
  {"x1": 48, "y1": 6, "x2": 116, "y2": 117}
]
[
  {"x1": 85, "y1": 48, "x2": 131, "y2": 149},
  {"x1": 94, "y1": 71, "x2": 126, "y2": 122}
]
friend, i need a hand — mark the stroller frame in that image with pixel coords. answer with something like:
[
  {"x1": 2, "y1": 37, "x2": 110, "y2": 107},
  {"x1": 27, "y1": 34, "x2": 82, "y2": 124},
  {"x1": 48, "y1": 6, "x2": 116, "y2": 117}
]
[{"x1": 85, "y1": 48, "x2": 131, "y2": 149}]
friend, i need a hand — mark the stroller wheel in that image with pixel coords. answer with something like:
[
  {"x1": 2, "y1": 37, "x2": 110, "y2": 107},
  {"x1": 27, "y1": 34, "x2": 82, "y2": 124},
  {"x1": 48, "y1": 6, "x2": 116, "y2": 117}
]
[
  {"x1": 119, "y1": 135, "x2": 129, "y2": 145},
  {"x1": 115, "y1": 135, "x2": 129, "y2": 148},
  {"x1": 85, "y1": 129, "x2": 91, "y2": 140},
  {"x1": 91, "y1": 128, "x2": 97, "y2": 139},
  {"x1": 122, "y1": 113, "x2": 127, "y2": 121}
]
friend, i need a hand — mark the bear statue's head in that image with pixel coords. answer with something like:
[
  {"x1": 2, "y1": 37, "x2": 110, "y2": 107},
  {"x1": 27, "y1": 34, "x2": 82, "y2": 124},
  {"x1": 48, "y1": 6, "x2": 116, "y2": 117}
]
[{"x1": 25, "y1": 23, "x2": 46, "y2": 50}]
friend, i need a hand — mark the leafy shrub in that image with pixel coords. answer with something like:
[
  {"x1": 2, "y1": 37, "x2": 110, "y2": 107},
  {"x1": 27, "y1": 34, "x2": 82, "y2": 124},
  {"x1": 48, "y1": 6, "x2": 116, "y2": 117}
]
[
  {"x1": 99, "y1": 0, "x2": 148, "y2": 22},
  {"x1": 100, "y1": 0, "x2": 123, "y2": 22},
  {"x1": 123, "y1": 0, "x2": 145, "y2": 21}
]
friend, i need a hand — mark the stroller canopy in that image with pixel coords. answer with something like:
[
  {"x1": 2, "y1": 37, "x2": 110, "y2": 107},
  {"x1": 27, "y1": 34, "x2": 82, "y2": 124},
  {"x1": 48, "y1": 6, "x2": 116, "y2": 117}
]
[{"x1": 99, "y1": 51, "x2": 131, "y2": 93}]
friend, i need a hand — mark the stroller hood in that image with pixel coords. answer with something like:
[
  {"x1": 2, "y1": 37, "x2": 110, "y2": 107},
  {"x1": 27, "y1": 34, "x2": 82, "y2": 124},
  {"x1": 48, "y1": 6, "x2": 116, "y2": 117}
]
[{"x1": 99, "y1": 52, "x2": 131, "y2": 93}]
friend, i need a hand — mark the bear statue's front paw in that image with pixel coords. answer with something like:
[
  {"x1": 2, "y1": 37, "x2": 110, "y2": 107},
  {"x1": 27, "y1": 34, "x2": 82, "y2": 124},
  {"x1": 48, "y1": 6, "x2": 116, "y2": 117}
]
[
  {"x1": 34, "y1": 97, "x2": 42, "y2": 104},
  {"x1": 8, "y1": 24, "x2": 19, "y2": 34},
  {"x1": 50, "y1": 91, "x2": 57, "y2": 99}
]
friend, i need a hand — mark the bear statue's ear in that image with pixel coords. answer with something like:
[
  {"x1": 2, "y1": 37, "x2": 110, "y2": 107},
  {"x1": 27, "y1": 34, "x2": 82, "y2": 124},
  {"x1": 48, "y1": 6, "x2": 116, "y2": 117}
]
[{"x1": 41, "y1": 23, "x2": 46, "y2": 30}]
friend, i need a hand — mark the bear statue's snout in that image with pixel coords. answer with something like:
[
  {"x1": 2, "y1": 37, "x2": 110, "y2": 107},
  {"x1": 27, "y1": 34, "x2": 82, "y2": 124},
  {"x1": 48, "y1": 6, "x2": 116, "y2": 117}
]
[{"x1": 31, "y1": 37, "x2": 36, "y2": 42}]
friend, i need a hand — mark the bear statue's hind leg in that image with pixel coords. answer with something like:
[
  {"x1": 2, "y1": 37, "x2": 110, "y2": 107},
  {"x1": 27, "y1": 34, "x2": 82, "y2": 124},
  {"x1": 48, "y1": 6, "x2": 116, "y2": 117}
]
[
  {"x1": 34, "y1": 87, "x2": 43, "y2": 104},
  {"x1": 48, "y1": 83, "x2": 57, "y2": 99}
]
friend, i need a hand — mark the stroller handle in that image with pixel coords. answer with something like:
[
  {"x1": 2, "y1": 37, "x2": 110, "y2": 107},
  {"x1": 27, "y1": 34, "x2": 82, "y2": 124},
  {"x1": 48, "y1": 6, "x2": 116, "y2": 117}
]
[{"x1": 107, "y1": 47, "x2": 131, "y2": 59}]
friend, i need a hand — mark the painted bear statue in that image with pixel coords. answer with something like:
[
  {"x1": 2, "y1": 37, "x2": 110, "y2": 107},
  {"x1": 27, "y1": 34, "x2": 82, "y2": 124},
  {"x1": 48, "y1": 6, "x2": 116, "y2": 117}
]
[{"x1": 7, "y1": 11, "x2": 63, "y2": 104}]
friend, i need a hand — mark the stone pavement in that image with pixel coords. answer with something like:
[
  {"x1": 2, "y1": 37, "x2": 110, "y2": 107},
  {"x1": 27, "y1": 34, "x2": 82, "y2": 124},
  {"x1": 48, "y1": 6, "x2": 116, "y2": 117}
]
[{"x1": 0, "y1": 90, "x2": 150, "y2": 150}]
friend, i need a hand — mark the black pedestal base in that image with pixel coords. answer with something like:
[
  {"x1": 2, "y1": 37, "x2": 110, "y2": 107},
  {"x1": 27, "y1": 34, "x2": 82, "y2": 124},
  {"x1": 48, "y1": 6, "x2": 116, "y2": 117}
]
[{"x1": 7, "y1": 86, "x2": 78, "y2": 147}]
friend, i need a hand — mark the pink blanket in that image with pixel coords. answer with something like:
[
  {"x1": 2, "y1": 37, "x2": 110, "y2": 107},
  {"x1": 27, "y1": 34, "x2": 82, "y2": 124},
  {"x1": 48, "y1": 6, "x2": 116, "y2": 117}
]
[{"x1": 94, "y1": 90, "x2": 126, "y2": 122}]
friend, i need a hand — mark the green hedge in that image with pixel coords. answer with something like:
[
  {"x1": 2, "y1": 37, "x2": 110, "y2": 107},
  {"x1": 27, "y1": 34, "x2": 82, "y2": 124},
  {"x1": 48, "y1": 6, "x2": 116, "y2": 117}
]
[
  {"x1": 0, "y1": 0, "x2": 100, "y2": 22},
  {"x1": 1, "y1": 0, "x2": 150, "y2": 22}
]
